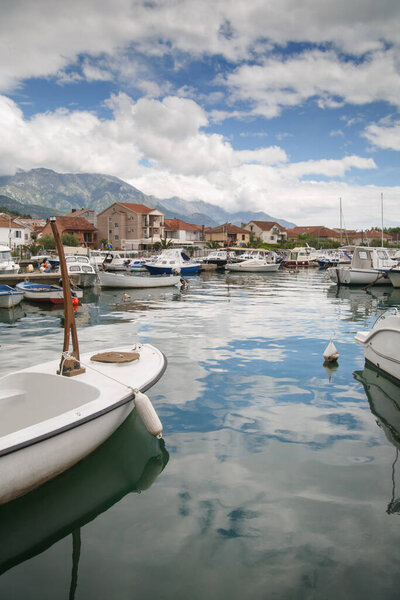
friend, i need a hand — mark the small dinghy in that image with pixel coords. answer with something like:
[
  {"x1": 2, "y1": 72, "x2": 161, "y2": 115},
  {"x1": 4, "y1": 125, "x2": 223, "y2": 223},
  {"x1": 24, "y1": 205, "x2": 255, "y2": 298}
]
[
  {"x1": 16, "y1": 281, "x2": 83, "y2": 304},
  {"x1": 0, "y1": 218, "x2": 167, "y2": 505},
  {"x1": 0, "y1": 285, "x2": 24, "y2": 309},
  {"x1": 98, "y1": 270, "x2": 181, "y2": 289}
]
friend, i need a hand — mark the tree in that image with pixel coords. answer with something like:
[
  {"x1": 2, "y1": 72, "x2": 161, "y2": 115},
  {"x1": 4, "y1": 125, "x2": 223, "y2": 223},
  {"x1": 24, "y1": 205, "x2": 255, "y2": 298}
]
[
  {"x1": 206, "y1": 240, "x2": 221, "y2": 249},
  {"x1": 39, "y1": 234, "x2": 56, "y2": 249},
  {"x1": 153, "y1": 238, "x2": 173, "y2": 251},
  {"x1": 61, "y1": 233, "x2": 80, "y2": 247}
]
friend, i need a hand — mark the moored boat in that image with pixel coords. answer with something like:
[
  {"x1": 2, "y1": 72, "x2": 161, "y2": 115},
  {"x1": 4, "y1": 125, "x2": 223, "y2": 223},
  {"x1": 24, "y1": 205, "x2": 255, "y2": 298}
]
[
  {"x1": 281, "y1": 246, "x2": 316, "y2": 267},
  {"x1": 98, "y1": 270, "x2": 181, "y2": 289},
  {"x1": 328, "y1": 246, "x2": 396, "y2": 286},
  {"x1": 0, "y1": 285, "x2": 24, "y2": 309},
  {"x1": 355, "y1": 309, "x2": 400, "y2": 382},
  {"x1": 16, "y1": 281, "x2": 83, "y2": 304},
  {"x1": 226, "y1": 250, "x2": 280, "y2": 272},
  {"x1": 0, "y1": 217, "x2": 167, "y2": 505},
  {"x1": 64, "y1": 254, "x2": 98, "y2": 288},
  {"x1": 144, "y1": 249, "x2": 201, "y2": 275},
  {"x1": 0, "y1": 246, "x2": 19, "y2": 275}
]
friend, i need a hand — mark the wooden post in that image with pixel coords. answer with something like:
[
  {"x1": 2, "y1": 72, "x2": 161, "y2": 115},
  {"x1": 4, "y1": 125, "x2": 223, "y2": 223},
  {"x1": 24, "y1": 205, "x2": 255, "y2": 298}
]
[{"x1": 50, "y1": 217, "x2": 85, "y2": 377}]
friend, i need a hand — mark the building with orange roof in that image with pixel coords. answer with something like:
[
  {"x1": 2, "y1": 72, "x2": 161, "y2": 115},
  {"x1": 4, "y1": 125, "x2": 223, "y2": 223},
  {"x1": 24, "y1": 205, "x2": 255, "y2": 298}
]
[
  {"x1": 40, "y1": 216, "x2": 97, "y2": 248},
  {"x1": 244, "y1": 220, "x2": 287, "y2": 245},
  {"x1": 164, "y1": 218, "x2": 203, "y2": 245},
  {"x1": 66, "y1": 208, "x2": 96, "y2": 226},
  {"x1": 286, "y1": 226, "x2": 341, "y2": 243},
  {"x1": 205, "y1": 223, "x2": 251, "y2": 246},
  {"x1": 97, "y1": 202, "x2": 165, "y2": 250}
]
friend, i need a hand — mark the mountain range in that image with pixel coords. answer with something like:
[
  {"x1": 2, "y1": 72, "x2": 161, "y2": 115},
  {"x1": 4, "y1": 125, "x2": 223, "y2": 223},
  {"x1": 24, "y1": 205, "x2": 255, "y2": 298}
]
[{"x1": 0, "y1": 168, "x2": 295, "y2": 228}]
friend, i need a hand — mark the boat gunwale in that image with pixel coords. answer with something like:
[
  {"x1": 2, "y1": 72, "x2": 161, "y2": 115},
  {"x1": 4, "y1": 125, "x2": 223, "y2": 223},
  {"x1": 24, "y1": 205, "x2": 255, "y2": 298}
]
[{"x1": 0, "y1": 352, "x2": 167, "y2": 458}]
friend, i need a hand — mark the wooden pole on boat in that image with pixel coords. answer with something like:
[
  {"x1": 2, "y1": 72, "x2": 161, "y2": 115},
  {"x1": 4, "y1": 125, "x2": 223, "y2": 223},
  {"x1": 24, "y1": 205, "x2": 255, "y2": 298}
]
[{"x1": 50, "y1": 217, "x2": 85, "y2": 377}]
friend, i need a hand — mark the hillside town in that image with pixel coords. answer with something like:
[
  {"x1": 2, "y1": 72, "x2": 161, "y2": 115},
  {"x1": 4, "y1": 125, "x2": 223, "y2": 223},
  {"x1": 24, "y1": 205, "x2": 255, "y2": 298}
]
[{"x1": 0, "y1": 202, "x2": 397, "y2": 253}]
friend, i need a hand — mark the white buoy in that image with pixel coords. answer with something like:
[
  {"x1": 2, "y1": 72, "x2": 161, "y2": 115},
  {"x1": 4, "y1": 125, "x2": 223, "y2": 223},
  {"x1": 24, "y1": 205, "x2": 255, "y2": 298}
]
[
  {"x1": 134, "y1": 389, "x2": 163, "y2": 438},
  {"x1": 123, "y1": 293, "x2": 130, "y2": 301},
  {"x1": 323, "y1": 339, "x2": 339, "y2": 363}
]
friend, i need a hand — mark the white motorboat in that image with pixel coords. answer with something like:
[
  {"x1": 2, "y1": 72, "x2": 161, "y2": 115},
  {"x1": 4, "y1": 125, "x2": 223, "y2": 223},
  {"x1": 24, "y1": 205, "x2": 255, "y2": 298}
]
[
  {"x1": 0, "y1": 245, "x2": 19, "y2": 275},
  {"x1": 202, "y1": 250, "x2": 236, "y2": 269},
  {"x1": 355, "y1": 309, "x2": 400, "y2": 382},
  {"x1": 64, "y1": 255, "x2": 98, "y2": 288},
  {"x1": 126, "y1": 258, "x2": 147, "y2": 272},
  {"x1": 0, "y1": 217, "x2": 166, "y2": 505},
  {"x1": 281, "y1": 246, "x2": 316, "y2": 267},
  {"x1": 0, "y1": 285, "x2": 24, "y2": 309},
  {"x1": 327, "y1": 246, "x2": 397, "y2": 286},
  {"x1": 98, "y1": 270, "x2": 181, "y2": 289},
  {"x1": 144, "y1": 249, "x2": 201, "y2": 275},
  {"x1": 226, "y1": 250, "x2": 280, "y2": 272},
  {"x1": 102, "y1": 251, "x2": 129, "y2": 271}
]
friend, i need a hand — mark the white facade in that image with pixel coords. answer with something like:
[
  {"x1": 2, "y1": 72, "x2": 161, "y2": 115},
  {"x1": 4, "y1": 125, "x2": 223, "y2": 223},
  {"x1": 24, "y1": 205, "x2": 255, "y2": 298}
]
[
  {"x1": 0, "y1": 223, "x2": 28, "y2": 250},
  {"x1": 245, "y1": 221, "x2": 287, "y2": 245}
]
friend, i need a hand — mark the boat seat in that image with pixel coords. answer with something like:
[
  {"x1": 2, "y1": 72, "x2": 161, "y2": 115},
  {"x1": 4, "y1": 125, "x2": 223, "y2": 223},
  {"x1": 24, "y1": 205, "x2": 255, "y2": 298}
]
[{"x1": 90, "y1": 351, "x2": 140, "y2": 363}]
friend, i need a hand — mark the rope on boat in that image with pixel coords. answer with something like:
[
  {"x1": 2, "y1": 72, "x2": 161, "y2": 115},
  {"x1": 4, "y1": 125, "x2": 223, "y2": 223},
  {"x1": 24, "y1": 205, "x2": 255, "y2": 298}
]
[{"x1": 59, "y1": 348, "x2": 163, "y2": 439}]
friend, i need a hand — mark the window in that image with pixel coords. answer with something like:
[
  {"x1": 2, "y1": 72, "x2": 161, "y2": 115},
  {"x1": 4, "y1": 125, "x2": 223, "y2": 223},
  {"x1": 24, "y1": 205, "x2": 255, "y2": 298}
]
[
  {"x1": 114, "y1": 235, "x2": 119, "y2": 240},
  {"x1": 15, "y1": 231, "x2": 22, "y2": 238},
  {"x1": 114, "y1": 222, "x2": 118, "y2": 227},
  {"x1": 242, "y1": 235, "x2": 245, "y2": 241}
]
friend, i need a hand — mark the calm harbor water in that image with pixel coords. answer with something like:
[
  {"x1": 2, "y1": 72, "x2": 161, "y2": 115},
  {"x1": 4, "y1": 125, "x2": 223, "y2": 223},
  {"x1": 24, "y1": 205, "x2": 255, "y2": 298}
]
[{"x1": 1, "y1": 269, "x2": 400, "y2": 599}]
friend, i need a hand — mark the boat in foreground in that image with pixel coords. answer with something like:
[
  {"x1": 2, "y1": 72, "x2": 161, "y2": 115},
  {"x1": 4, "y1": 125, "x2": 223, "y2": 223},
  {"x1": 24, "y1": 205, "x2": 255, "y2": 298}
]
[
  {"x1": 355, "y1": 309, "x2": 400, "y2": 382},
  {"x1": 0, "y1": 217, "x2": 167, "y2": 505},
  {"x1": 98, "y1": 270, "x2": 181, "y2": 289},
  {"x1": 0, "y1": 285, "x2": 24, "y2": 309},
  {"x1": 16, "y1": 281, "x2": 83, "y2": 304}
]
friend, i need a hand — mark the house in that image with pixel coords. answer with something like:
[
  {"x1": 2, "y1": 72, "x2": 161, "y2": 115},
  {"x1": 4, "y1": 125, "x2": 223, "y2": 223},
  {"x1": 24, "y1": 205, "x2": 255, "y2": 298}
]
[
  {"x1": 40, "y1": 216, "x2": 97, "y2": 248},
  {"x1": 286, "y1": 226, "x2": 341, "y2": 243},
  {"x1": 0, "y1": 214, "x2": 27, "y2": 249},
  {"x1": 67, "y1": 208, "x2": 97, "y2": 226},
  {"x1": 350, "y1": 229, "x2": 393, "y2": 246},
  {"x1": 245, "y1": 221, "x2": 287, "y2": 245},
  {"x1": 164, "y1": 219, "x2": 203, "y2": 245},
  {"x1": 97, "y1": 203, "x2": 165, "y2": 250},
  {"x1": 205, "y1": 223, "x2": 251, "y2": 246}
]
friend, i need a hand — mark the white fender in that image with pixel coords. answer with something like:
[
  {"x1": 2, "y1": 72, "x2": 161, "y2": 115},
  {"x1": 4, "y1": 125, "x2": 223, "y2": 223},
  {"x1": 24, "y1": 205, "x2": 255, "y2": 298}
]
[{"x1": 134, "y1": 390, "x2": 163, "y2": 439}]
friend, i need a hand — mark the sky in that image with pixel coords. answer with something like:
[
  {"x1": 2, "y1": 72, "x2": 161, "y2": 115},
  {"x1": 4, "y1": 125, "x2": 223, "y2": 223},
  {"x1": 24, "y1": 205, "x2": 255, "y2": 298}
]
[{"x1": 1, "y1": 0, "x2": 400, "y2": 229}]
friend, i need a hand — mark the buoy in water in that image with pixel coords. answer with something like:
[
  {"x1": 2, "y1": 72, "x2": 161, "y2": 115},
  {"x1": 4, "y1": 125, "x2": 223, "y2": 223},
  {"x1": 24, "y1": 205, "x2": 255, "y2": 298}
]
[
  {"x1": 72, "y1": 297, "x2": 79, "y2": 306},
  {"x1": 134, "y1": 389, "x2": 163, "y2": 438},
  {"x1": 123, "y1": 293, "x2": 130, "y2": 301},
  {"x1": 323, "y1": 339, "x2": 339, "y2": 363}
]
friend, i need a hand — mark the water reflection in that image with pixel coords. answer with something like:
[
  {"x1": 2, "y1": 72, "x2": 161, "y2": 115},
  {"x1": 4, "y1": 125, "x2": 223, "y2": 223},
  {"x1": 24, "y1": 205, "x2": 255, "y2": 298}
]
[
  {"x1": 354, "y1": 365, "x2": 400, "y2": 514},
  {"x1": 0, "y1": 411, "x2": 168, "y2": 577}
]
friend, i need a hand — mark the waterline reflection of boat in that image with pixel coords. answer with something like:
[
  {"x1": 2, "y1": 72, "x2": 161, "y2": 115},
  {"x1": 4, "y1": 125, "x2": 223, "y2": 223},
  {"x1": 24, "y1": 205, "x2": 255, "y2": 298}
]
[
  {"x1": 354, "y1": 366, "x2": 400, "y2": 514},
  {"x1": 0, "y1": 410, "x2": 168, "y2": 576}
]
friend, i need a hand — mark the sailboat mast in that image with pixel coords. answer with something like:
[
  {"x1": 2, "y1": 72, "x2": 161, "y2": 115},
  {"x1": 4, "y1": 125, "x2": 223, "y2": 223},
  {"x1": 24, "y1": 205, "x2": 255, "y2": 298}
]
[
  {"x1": 339, "y1": 197, "x2": 343, "y2": 246},
  {"x1": 381, "y1": 192, "x2": 384, "y2": 248}
]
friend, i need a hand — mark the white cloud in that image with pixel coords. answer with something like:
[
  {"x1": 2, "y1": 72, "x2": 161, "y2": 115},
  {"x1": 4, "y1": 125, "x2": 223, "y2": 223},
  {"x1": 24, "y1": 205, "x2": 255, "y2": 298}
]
[
  {"x1": 0, "y1": 92, "x2": 390, "y2": 228},
  {"x1": 364, "y1": 119, "x2": 400, "y2": 151},
  {"x1": 1, "y1": 0, "x2": 400, "y2": 92},
  {"x1": 222, "y1": 49, "x2": 400, "y2": 118}
]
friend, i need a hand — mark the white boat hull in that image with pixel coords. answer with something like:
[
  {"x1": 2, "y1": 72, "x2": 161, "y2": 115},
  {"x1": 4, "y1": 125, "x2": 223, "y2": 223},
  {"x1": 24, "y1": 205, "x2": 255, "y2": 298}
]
[
  {"x1": 388, "y1": 270, "x2": 400, "y2": 288},
  {"x1": 0, "y1": 292, "x2": 24, "y2": 309},
  {"x1": 328, "y1": 267, "x2": 391, "y2": 286},
  {"x1": 355, "y1": 314, "x2": 400, "y2": 382},
  {"x1": 226, "y1": 260, "x2": 280, "y2": 272},
  {"x1": 0, "y1": 343, "x2": 166, "y2": 504},
  {"x1": 99, "y1": 271, "x2": 180, "y2": 288}
]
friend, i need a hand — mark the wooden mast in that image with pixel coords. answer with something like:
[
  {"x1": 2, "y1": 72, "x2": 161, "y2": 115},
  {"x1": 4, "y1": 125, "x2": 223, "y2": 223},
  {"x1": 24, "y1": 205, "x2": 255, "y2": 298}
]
[{"x1": 50, "y1": 217, "x2": 85, "y2": 377}]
